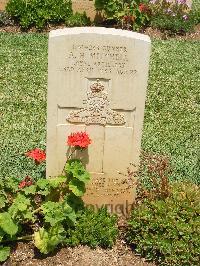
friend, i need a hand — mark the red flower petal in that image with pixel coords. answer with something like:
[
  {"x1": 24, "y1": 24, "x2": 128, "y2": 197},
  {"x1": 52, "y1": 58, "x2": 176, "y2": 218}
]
[
  {"x1": 67, "y1": 132, "x2": 91, "y2": 149},
  {"x1": 25, "y1": 148, "x2": 46, "y2": 163},
  {"x1": 18, "y1": 176, "x2": 33, "y2": 189}
]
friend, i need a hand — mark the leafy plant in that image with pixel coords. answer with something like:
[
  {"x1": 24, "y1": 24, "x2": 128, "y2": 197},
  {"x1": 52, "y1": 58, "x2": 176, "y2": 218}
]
[
  {"x1": 95, "y1": 0, "x2": 126, "y2": 20},
  {"x1": 0, "y1": 132, "x2": 116, "y2": 261},
  {"x1": 127, "y1": 181, "x2": 200, "y2": 265},
  {"x1": 6, "y1": 0, "x2": 73, "y2": 29},
  {"x1": 0, "y1": 131, "x2": 93, "y2": 261},
  {"x1": 65, "y1": 12, "x2": 91, "y2": 27},
  {"x1": 0, "y1": 170, "x2": 118, "y2": 261},
  {"x1": 0, "y1": 212, "x2": 18, "y2": 262},
  {"x1": 0, "y1": 173, "x2": 83, "y2": 259},
  {"x1": 124, "y1": 0, "x2": 151, "y2": 30},
  {"x1": 65, "y1": 159, "x2": 90, "y2": 196},
  {"x1": 0, "y1": 246, "x2": 10, "y2": 262},
  {"x1": 136, "y1": 152, "x2": 171, "y2": 199},
  {"x1": 95, "y1": 0, "x2": 150, "y2": 30},
  {"x1": 65, "y1": 208, "x2": 118, "y2": 248},
  {"x1": 34, "y1": 225, "x2": 66, "y2": 254}
]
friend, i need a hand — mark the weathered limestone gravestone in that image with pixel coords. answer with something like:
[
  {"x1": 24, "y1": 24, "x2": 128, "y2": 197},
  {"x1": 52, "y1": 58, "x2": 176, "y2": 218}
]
[
  {"x1": 0, "y1": 0, "x2": 8, "y2": 10},
  {"x1": 72, "y1": 0, "x2": 97, "y2": 21},
  {"x1": 47, "y1": 27, "x2": 151, "y2": 216}
]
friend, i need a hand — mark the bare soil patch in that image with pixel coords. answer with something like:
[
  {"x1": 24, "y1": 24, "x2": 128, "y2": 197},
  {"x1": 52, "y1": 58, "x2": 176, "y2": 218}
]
[
  {"x1": 0, "y1": 24, "x2": 200, "y2": 40},
  {"x1": 144, "y1": 24, "x2": 200, "y2": 40},
  {"x1": 3, "y1": 240, "x2": 156, "y2": 266}
]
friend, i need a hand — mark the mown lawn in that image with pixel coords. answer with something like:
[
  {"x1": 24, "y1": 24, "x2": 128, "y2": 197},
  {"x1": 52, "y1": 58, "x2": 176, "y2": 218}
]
[{"x1": 0, "y1": 33, "x2": 199, "y2": 183}]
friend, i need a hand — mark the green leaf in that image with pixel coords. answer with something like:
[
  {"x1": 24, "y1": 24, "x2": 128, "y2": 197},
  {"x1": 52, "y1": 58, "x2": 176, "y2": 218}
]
[
  {"x1": 65, "y1": 193, "x2": 84, "y2": 212},
  {"x1": 41, "y1": 202, "x2": 64, "y2": 226},
  {"x1": 65, "y1": 160, "x2": 90, "y2": 184},
  {"x1": 0, "y1": 180, "x2": 3, "y2": 188},
  {"x1": 0, "y1": 212, "x2": 18, "y2": 236},
  {"x1": 23, "y1": 185, "x2": 36, "y2": 195},
  {"x1": 9, "y1": 194, "x2": 30, "y2": 215},
  {"x1": 41, "y1": 201, "x2": 76, "y2": 226},
  {"x1": 24, "y1": 211, "x2": 35, "y2": 221},
  {"x1": 76, "y1": 171, "x2": 90, "y2": 184},
  {"x1": 65, "y1": 207, "x2": 118, "y2": 248},
  {"x1": 62, "y1": 201, "x2": 76, "y2": 224},
  {"x1": 0, "y1": 246, "x2": 10, "y2": 262},
  {"x1": 34, "y1": 225, "x2": 65, "y2": 254},
  {"x1": 34, "y1": 227, "x2": 48, "y2": 254},
  {"x1": 65, "y1": 159, "x2": 80, "y2": 173},
  {"x1": 0, "y1": 195, "x2": 7, "y2": 209},
  {"x1": 2, "y1": 178, "x2": 18, "y2": 193},
  {"x1": 36, "y1": 179, "x2": 51, "y2": 196},
  {"x1": 68, "y1": 179, "x2": 86, "y2": 197},
  {"x1": 8, "y1": 194, "x2": 34, "y2": 222},
  {"x1": 48, "y1": 176, "x2": 67, "y2": 188},
  {"x1": 36, "y1": 179, "x2": 49, "y2": 189}
]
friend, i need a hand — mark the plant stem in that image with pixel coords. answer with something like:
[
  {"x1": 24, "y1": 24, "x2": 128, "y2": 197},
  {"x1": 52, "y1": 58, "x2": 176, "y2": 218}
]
[
  {"x1": 33, "y1": 207, "x2": 42, "y2": 214},
  {"x1": 16, "y1": 235, "x2": 34, "y2": 241},
  {"x1": 32, "y1": 207, "x2": 42, "y2": 214},
  {"x1": 61, "y1": 148, "x2": 76, "y2": 175},
  {"x1": 1, "y1": 235, "x2": 33, "y2": 243},
  {"x1": 67, "y1": 148, "x2": 76, "y2": 160}
]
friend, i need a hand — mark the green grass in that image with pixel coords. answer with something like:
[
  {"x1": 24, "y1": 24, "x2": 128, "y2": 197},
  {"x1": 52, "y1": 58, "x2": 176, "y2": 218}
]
[
  {"x1": 0, "y1": 33, "x2": 199, "y2": 183},
  {"x1": 143, "y1": 40, "x2": 200, "y2": 183},
  {"x1": 0, "y1": 33, "x2": 47, "y2": 180}
]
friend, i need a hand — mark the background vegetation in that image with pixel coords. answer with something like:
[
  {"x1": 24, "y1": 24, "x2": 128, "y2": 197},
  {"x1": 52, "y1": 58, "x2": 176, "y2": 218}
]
[
  {"x1": 94, "y1": 0, "x2": 200, "y2": 33},
  {"x1": 0, "y1": 0, "x2": 198, "y2": 33},
  {"x1": 5, "y1": 0, "x2": 91, "y2": 29}
]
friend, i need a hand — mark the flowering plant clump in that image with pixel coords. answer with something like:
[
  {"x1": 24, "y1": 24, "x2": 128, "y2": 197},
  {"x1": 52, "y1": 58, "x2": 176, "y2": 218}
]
[
  {"x1": 95, "y1": 0, "x2": 151, "y2": 31},
  {"x1": 67, "y1": 132, "x2": 92, "y2": 149},
  {"x1": 18, "y1": 176, "x2": 33, "y2": 189},
  {"x1": 0, "y1": 132, "x2": 117, "y2": 263},
  {"x1": 95, "y1": 0, "x2": 198, "y2": 33},
  {"x1": 25, "y1": 148, "x2": 46, "y2": 164},
  {"x1": 120, "y1": 1, "x2": 151, "y2": 31},
  {"x1": 149, "y1": 0, "x2": 189, "y2": 19},
  {"x1": 148, "y1": 0, "x2": 196, "y2": 34},
  {"x1": 0, "y1": 132, "x2": 92, "y2": 262},
  {"x1": 128, "y1": 1, "x2": 151, "y2": 30}
]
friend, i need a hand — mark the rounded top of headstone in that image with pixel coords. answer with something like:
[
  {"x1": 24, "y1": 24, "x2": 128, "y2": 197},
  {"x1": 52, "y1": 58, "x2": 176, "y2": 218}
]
[{"x1": 49, "y1": 27, "x2": 151, "y2": 43}]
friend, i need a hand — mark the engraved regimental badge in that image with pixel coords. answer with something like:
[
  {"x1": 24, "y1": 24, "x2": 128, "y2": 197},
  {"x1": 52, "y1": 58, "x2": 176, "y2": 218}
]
[{"x1": 66, "y1": 79, "x2": 125, "y2": 125}]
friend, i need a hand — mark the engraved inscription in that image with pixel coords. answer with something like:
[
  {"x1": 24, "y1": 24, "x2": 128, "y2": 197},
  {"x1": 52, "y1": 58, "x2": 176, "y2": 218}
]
[
  {"x1": 67, "y1": 79, "x2": 125, "y2": 125},
  {"x1": 64, "y1": 44, "x2": 137, "y2": 76},
  {"x1": 86, "y1": 175, "x2": 135, "y2": 197}
]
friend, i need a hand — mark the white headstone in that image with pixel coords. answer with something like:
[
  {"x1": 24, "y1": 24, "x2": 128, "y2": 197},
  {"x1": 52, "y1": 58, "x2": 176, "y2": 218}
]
[{"x1": 47, "y1": 27, "x2": 151, "y2": 216}]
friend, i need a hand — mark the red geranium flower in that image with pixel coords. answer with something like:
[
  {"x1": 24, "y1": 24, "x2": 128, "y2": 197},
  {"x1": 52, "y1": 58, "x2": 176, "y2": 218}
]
[
  {"x1": 139, "y1": 3, "x2": 149, "y2": 13},
  {"x1": 67, "y1": 132, "x2": 92, "y2": 149},
  {"x1": 25, "y1": 148, "x2": 46, "y2": 164},
  {"x1": 18, "y1": 176, "x2": 33, "y2": 189}
]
